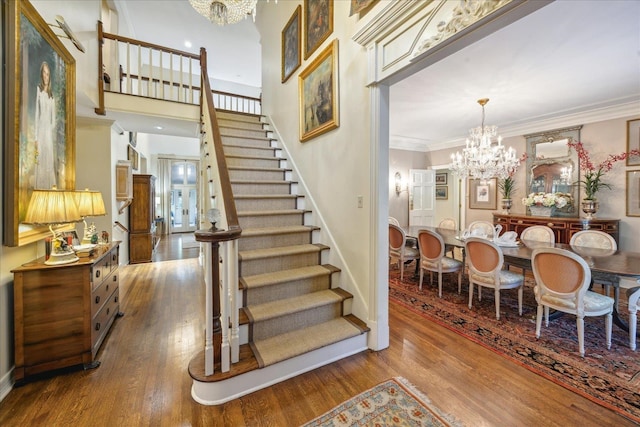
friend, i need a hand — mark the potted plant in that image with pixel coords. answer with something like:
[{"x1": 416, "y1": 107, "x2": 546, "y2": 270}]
[{"x1": 498, "y1": 176, "x2": 516, "y2": 213}]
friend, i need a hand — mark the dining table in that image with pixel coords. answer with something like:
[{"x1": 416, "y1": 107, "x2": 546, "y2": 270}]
[{"x1": 404, "y1": 225, "x2": 640, "y2": 335}]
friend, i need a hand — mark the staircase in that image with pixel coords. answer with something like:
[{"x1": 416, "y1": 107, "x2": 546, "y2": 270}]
[{"x1": 190, "y1": 111, "x2": 369, "y2": 404}]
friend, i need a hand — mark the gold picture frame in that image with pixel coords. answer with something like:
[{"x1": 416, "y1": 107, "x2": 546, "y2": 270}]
[
  {"x1": 299, "y1": 39, "x2": 339, "y2": 142},
  {"x1": 304, "y1": 0, "x2": 333, "y2": 60},
  {"x1": 626, "y1": 170, "x2": 640, "y2": 216},
  {"x1": 3, "y1": 0, "x2": 76, "y2": 246},
  {"x1": 626, "y1": 118, "x2": 640, "y2": 166},
  {"x1": 436, "y1": 186, "x2": 448, "y2": 200},
  {"x1": 282, "y1": 5, "x2": 301, "y2": 83},
  {"x1": 468, "y1": 178, "x2": 497, "y2": 210}
]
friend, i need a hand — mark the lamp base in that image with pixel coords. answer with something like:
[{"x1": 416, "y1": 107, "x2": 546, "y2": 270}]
[{"x1": 45, "y1": 249, "x2": 79, "y2": 265}]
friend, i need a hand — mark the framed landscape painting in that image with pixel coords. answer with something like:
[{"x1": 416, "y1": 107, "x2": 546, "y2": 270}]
[
  {"x1": 3, "y1": 0, "x2": 76, "y2": 246},
  {"x1": 282, "y1": 5, "x2": 301, "y2": 83},
  {"x1": 304, "y1": 0, "x2": 333, "y2": 59},
  {"x1": 299, "y1": 40, "x2": 339, "y2": 142},
  {"x1": 436, "y1": 186, "x2": 448, "y2": 200},
  {"x1": 469, "y1": 178, "x2": 497, "y2": 209}
]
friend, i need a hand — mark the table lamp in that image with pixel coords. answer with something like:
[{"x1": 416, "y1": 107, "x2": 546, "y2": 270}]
[
  {"x1": 23, "y1": 186, "x2": 82, "y2": 265},
  {"x1": 74, "y1": 189, "x2": 106, "y2": 245}
]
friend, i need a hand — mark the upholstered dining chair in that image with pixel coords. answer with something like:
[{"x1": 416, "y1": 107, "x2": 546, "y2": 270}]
[
  {"x1": 389, "y1": 224, "x2": 420, "y2": 281},
  {"x1": 512, "y1": 225, "x2": 555, "y2": 275},
  {"x1": 569, "y1": 230, "x2": 618, "y2": 299},
  {"x1": 417, "y1": 229, "x2": 463, "y2": 297},
  {"x1": 531, "y1": 247, "x2": 614, "y2": 357},
  {"x1": 438, "y1": 217, "x2": 457, "y2": 258},
  {"x1": 388, "y1": 217, "x2": 400, "y2": 226},
  {"x1": 467, "y1": 220, "x2": 496, "y2": 239},
  {"x1": 628, "y1": 286, "x2": 640, "y2": 351},
  {"x1": 465, "y1": 237, "x2": 524, "y2": 320}
]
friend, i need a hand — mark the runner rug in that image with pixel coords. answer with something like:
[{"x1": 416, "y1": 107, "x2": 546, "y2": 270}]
[
  {"x1": 301, "y1": 377, "x2": 461, "y2": 427},
  {"x1": 388, "y1": 268, "x2": 640, "y2": 424}
]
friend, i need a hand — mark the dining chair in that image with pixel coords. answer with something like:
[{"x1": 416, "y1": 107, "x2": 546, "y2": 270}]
[
  {"x1": 465, "y1": 237, "x2": 524, "y2": 320},
  {"x1": 531, "y1": 247, "x2": 614, "y2": 357},
  {"x1": 389, "y1": 224, "x2": 420, "y2": 281},
  {"x1": 438, "y1": 218, "x2": 457, "y2": 258},
  {"x1": 628, "y1": 286, "x2": 640, "y2": 351},
  {"x1": 569, "y1": 230, "x2": 618, "y2": 299},
  {"x1": 388, "y1": 217, "x2": 400, "y2": 226},
  {"x1": 417, "y1": 229, "x2": 463, "y2": 297},
  {"x1": 467, "y1": 220, "x2": 495, "y2": 239},
  {"x1": 512, "y1": 225, "x2": 555, "y2": 275}
]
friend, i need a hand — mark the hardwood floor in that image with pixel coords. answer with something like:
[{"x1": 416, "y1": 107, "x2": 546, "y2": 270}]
[{"x1": 0, "y1": 235, "x2": 633, "y2": 426}]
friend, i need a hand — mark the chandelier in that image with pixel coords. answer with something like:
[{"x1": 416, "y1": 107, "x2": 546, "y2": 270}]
[
  {"x1": 450, "y1": 98, "x2": 520, "y2": 181},
  {"x1": 189, "y1": 0, "x2": 258, "y2": 26}
]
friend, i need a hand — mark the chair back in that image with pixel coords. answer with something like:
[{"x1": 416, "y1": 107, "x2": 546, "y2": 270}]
[
  {"x1": 389, "y1": 224, "x2": 406, "y2": 255},
  {"x1": 418, "y1": 229, "x2": 445, "y2": 262},
  {"x1": 531, "y1": 247, "x2": 591, "y2": 300},
  {"x1": 570, "y1": 230, "x2": 617, "y2": 250},
  {"x1": 521, "y1": 225, "x2": 555, "y2": 244},
  {"x1": 388, "y1": 217, "x2": 400, "y2": 226},
  {"x1": 468, "y1": 221, "x2": 495, "y2": 239},
  {"x1": 465, "y1": 237, "x2": 502, "y2": 275},
  {"x1": 438, "y1": 218, "x2": 456, "y2": 230}
]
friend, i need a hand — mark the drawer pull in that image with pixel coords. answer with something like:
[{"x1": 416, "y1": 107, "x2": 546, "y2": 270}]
[
  {"x1": 95, "y1": 296, "x2": 100, "y2": 304},
  {"x1": 96, "y1": 270, "x2": 101, "y2": 278},
  {"x1": 113, "y1": 275, "x2": 117, "y2": 282},
  {"x1": 115, "y1": 296, "x2": 119, "y2": 303},
  {"x1": 107, "y1": 308, "x2": 110, "y2": 315},
  {"x1": 517, "y1": 220, "x2": 523, "y2": 224},
  {"x1": 547, "y1": 223, "x2": 554, "y2": 227},
  {"x1": 112, "y1": 254, "x2": 117, "y2": 262},
  {"x1": 95, "y1": 322, "x2": 101, "y2": 331},
  {"x1": 106, "y1": 284, "x2": 109, "y2": 293}
]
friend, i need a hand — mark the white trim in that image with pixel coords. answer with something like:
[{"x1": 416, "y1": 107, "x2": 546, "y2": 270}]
[{"x1": 0, "y1": 369, "x2": 13, "y2": 402}]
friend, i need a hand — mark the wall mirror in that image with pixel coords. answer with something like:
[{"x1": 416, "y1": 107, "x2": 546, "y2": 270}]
[{"x1": 525, "y1": 126, "x2": 581, "y2": 216}]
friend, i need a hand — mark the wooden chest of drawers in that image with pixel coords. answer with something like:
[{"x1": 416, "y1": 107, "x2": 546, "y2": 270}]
[{"x1": 12, "y1": 242, "x2": 121, "y2": 382}]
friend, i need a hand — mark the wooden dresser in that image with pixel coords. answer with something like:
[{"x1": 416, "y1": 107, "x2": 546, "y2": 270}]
[
  {"x1": 12, "y1": 242, "x2": 121, "y2": 382},
  {"x1": 493, "y1": 214, "x2": 619, "y2": 245}
]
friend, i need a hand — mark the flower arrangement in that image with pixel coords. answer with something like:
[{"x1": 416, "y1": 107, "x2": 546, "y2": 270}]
[
  {"x1": 522, "y1": 192, "x2": 572, "y2": 208},
  {"x1": 567, "y1": 140, "x2": 640, "y2": 200}
]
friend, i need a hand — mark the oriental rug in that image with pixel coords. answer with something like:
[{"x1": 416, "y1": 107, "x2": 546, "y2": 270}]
[
  {"x1": 301, "y1": 377, "x2": 461, "y2": 427},
  {"x1": 388, "y1": 268, "x2": 640, "y2": 424}
]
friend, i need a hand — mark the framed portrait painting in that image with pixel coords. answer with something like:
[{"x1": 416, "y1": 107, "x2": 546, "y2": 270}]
[
  {"x1": 469, "y1": 178, "x2": 497, "y2": 210},
  {"x1": 304, "y1": 0, "x2": 333, "y2": 59},
  {"x1": 3, "y1": 0, "x2": 76, "y2": 246},
  {"x1": 627, "y1": 118, "x2": 640, "y2": 166},
  {"x1": 299, "y1": 39, "x2": 339, "y2": 142},
  {"x1": 282, "y1": 5, "x2": 301, "y2": 83}
]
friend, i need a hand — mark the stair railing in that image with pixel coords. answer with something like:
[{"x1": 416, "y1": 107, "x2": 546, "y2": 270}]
[{"x1": 195, "y1": 47, "x2": 241, "y2": 375}]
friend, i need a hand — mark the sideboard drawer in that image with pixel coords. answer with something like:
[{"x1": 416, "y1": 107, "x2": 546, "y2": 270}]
[{"x1": 91, "y1": 271, "x2": 119, "y2": 318}]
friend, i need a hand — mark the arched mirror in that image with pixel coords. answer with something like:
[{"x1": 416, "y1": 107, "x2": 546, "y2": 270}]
[{"x1": 525, "y1": 126, "x2": 581, "y2": 216}]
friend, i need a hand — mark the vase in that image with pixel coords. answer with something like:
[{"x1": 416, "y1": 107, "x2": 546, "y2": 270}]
[
  {"x1": 581, "y1": 200, "x2": 599, "y2": 219},
  {"x1": 501, "y1": 198, "x2": 512, "y2": 214},
  {"x1": 529, "y1": 205, "x2": 555, "y2": 217}
]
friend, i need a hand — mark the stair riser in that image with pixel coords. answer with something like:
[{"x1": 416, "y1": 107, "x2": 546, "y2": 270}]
[
  {"x1": 217, "y1": 112, "x2": 263, "y2": 124},
  {"x1": 238, "y1": 231, "x2": 313, "y2": 251},
  {"x1": 229, "y1": 169, "x2": 286, "y2": 181},
  {"x1": 226, "y1": 157, "x2": 282, "y2": 169},
  {"x1": 222, "y1": 135, "x2": 272, "y2": 149},
  {"x1": 240, "y1": 252, "x2": 322, "y2": 276},
  {"x1": 220, "y1": 127, "x2": 267, "y2": 139},
  {"x1": 235, "y1": 197, "x2": 297, "y2": 211},
  {"x1": 231, "y1": 182, "x2": 291, "y2": 195},
  {"x1": 224, "y1": 145, "x2": 278, "y2": 157},
  {"x1": 245, "y1": 275, "x2": 332, "y2": 306},
  {"x1": 252, "y1": 303, "x2": 344, "y2": 341},
  {"x1": 238, "y1": 213, "x2": 304, "y2": 229}
]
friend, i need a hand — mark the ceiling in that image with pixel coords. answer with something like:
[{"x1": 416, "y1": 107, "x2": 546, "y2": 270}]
[{"x1": 56, "y1": 1, "x2": 640, "y2": 146}]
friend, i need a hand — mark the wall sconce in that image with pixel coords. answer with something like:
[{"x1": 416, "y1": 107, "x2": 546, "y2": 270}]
[{"x1": 395, "y1": 172, "x2": 402, "y2": 195}]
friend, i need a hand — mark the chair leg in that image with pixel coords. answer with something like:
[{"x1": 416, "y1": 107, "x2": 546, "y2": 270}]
[
  {"x1": 517, "y1": 285, "x2": 523, "y2": 316},
  {"x1": 468, "y1": 281, "x2": 474, "y2": 309},
  {"x1": 630, "y1": 307, "x2": 637, "y2": 351},
  {"x1": 399, "y1": 258, "x2": 404, "y2": 281},
  {"x1": 605, "y1": 311, "x2": 612, "y2": 350},
  {"x1": 577, "y1": 314, "x2": 585, "y2": 357},
  {"x1": 544, "y1": 306, "x2": 549, "y2": 327},
  {"x1": 438, "y1": 272, "x2": 443, "y2": 298},
  {"x1": 535, "y1": 304, "x2": 543, "y2": 338},
  {"x1": 419, "y1": 268, "x2": 424, "y2": 291},
  {"x1": 494, "y1": 288, "x2": 501, "y2": 320},
  {"x1": 457, "y1": 270, "x2": 462, "y2": 294}
]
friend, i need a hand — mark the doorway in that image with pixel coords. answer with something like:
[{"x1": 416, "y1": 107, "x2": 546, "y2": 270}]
[{"x1": 170, "y1": 160, "x2": 198, "y2": 233}]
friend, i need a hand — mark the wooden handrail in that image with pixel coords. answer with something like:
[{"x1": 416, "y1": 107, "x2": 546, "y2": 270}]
[{"x1": 102, "y1": 31, "x2": 200, "y2": 60}]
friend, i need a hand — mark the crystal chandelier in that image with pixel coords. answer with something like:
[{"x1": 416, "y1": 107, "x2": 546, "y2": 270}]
[
  {"x1": 189, "y1": 0, "x2": 258, "y2": 25},
  {"x1": 450, "y1": 98, "x2": 520, "y2": 181}
]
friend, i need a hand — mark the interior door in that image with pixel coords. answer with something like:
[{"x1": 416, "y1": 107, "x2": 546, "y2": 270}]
[
  {"x1": 409, "y1": 169, "x2": 435, "y2": 227},
  {"x1": 170, "y1": 161, "x2": 198, "y2": 233}
]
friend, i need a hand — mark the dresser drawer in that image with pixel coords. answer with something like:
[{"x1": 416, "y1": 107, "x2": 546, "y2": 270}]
[
  {"x1": 91, "y1": 285, "x2": 119, "y2": 356},
  {"x1": 91, "y1": 270, "x2": 119, "y2": 318}
]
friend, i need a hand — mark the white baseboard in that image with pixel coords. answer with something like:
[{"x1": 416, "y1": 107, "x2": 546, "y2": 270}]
[{"x1": 0, "y1": 368, "x2": 13, "y2": 402}]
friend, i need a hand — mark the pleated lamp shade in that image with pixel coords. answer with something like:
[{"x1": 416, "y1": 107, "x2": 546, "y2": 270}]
[
  {"x1": 74, "y1": 189, "x2": 106, "y2": 218},
  {"x1": 24, "y1": 187, "x2": 82, "y2": 225}
]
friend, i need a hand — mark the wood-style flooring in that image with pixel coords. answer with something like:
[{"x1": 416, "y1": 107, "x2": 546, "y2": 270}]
[{"x1": 0, "y1": 234, "x2": 633, "y2": 426}]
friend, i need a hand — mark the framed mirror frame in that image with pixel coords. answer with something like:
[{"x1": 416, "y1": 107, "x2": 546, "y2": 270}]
[{"x1": 525, "y1": 126, "x2": 582, "y2": 217}]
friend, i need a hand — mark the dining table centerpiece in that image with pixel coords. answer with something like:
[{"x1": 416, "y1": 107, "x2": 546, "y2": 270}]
[
  {"x1": 522, "y1": 192, "x2": 572, "y2": 217},
  {"x1": 567, "y1": 140, "x2": 640, "y2": 218}
]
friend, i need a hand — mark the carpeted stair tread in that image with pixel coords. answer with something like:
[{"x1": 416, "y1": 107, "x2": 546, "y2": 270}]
[
  {"x1": 225, "y1": 154, "x2": 287, "y2": 162},
  {"x1": 251, "y1": 317, "x2": 366, "y2": 368},
  {"x1": 234, "y1": 194, "x2": 299, "y2": 200},
  {"x1": 231, "y1": 179, "x2": 296, "y2": 184},
  {"x1": 229, "y1": 166, "x2": 292, "y2": 173},
  {"x1": 222, "y1": 134, "x2": 276, "y2": 142},
  {"x1": 239, "y1": 243, "x2": 328, "y2": 261},
  {"x1": 237, "y1": 209, "x2": 308, "y2": 217},
  {"x1": 245, "y1": 288, "x2": 350, "y2": 323},
  {"x1": 240, "y1": 225, "x2": 318, "y2": 237},
  {"x1": 242, "y1": 264, "x2": 339, "y2": 289}
]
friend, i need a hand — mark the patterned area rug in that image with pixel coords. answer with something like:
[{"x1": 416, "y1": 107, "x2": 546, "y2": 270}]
[
  {"x1": 389, "y1": 268, "x2": 640, "y2": 424},
  {"x1": 301, "y1": 377, "x2": 461, "y2": 427}
]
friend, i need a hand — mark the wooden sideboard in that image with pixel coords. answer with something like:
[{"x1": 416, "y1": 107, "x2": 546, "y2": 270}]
[
  {"x1": 12, "y1": 242, "x2": 121, "y2": 382},
  {"x1": 493, "y1": 214, "x2": 619, "y2": 245}
]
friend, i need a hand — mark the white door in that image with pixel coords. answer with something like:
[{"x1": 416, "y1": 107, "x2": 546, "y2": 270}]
[
  {"x1": 409, "y1": 169, "x2": 435, "y2": 227},
  {"x1": 170, "y1": 161, "x2": 198, "y2": 233}
]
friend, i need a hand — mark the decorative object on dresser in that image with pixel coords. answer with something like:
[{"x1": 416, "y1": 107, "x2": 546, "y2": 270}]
[
  {"x1": 129, "y1": 175, "x2": 157, "y2": 264},
  {"x1": 11, "y1": 242, "x2": 122, "y2": 382},
  {"x1": 74, "y1": 188, "x2": 107, "y2": 245},
  {"x1": 493, "y1": 213, "x2": 619, "y2": 245},
  {"x1": 522, "y1": 191, "x2": 572, "y2": 217}
]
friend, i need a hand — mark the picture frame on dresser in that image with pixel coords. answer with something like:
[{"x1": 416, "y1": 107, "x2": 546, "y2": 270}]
[
  {"x1": 469, "y1": 178, "x2": 497, "y2": 209},
  {"x1": 3, "y1": 0, "x2": 76, "y2": 247},
  {"x1": 626, "y1": 170, "x2": 640, "y2": 216}
]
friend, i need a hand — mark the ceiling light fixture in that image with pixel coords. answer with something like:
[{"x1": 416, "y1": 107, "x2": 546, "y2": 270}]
[
  {"x1": 449, "y1": 98, "x2": 520, "y2": 181},
  {"x1": 189, "y1": 0, "x2": 276, "y2": 26}
]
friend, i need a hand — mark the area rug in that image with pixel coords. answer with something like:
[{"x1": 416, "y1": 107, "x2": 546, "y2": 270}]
[
  {"x1": 301, "y1": 377, "x2": 461, "y2": 427},
  {"x1": 389, "y1": 268, "x2": 640, "y2": 424}
]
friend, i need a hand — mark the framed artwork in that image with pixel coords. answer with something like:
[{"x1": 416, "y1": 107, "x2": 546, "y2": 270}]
[
  {"x1": 129, "y1": 131, "x2": 137, "y2": 147},
  {"x1": 299, "y1": 39, "x2": 339, "y2": 142},
  {"x1": 3, "y1": 0, "x2": 76, "y2": 246},
  {"x1": 436, "y1": 186, "x2": 448, "y2": 200},
  {"x1": 282, "y1": 5, "x2": 301, "y2": 83},
  {"x1": 349, "y1": 0, "x2": 378, "y2": 16},
  {"x1": 435, "y1": 173, "x2": 447, "y2": 185},
  {"x1": 626, "y1": 170, "x2": 640, "y2": 216},
  {"x1": 469, "y1": 178, "x2": 497, "y2": 210},
  {"x1": 128, "y1": 145, "x2": 139, "y2": 170},
  {"x1": 627, "y1": 118, "x2": 640, "y2": 166},
  {"x1": 304, "y1": 0, "x2": 333, "y2": 59}
]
